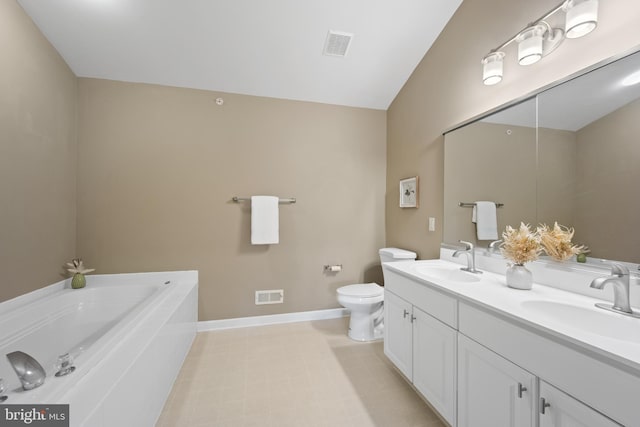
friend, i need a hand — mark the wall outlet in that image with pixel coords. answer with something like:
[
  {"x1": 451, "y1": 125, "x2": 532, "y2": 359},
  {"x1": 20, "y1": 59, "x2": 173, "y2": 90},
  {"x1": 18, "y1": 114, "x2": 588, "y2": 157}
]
[{"x1": 428, "y1": 217, "x2": 436, "y2": 232}]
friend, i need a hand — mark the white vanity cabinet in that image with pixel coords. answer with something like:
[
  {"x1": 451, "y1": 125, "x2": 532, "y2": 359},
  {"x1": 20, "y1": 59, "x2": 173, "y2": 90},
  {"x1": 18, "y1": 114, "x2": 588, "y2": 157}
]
[
  {"x1": 384, "y1": 290, "x2": 414, "y2": 378},
  {"x1": 457, "y1": 334, "x2": 536, "y2": 427},
  {"x1": 458, "y1": 301, "x2": 634, "y2": 427},
  {"x1": 382, "y1": 260, "x2": 638, "y2": 427},
  {"x1": 538, "y1": 382, "x2": 621, "y2": 427},
  {"x1": 412, "y1": 305, "x2": 457, "y2": 425},
  {"x1": 383, "y1": 270, "x2": 457, "y2": 426},
  {"x1": 457, "y1": 332, "x2": 621, "y2": 427}
]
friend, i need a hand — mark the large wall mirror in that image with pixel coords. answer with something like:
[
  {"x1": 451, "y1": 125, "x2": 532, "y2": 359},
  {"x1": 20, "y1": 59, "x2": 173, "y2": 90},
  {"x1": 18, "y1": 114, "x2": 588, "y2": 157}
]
[{"x1": 444, "y1": 49, "x2": 640, "y2": 264}]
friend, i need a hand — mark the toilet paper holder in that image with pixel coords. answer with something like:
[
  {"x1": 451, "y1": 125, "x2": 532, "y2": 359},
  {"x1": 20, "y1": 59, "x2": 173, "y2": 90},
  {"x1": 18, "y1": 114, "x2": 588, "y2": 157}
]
[{"x1": 324, "y1": 264, "x2": 343, "y2": 273}]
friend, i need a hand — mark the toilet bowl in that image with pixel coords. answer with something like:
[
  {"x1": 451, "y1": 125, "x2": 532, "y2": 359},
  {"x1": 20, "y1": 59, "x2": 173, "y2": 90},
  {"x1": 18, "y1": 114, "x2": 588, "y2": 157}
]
[
  {"x1": 337, "y1": 248, "x2": 416, "y2": 341},
  {"x1": 337, "y1": 283, "x2": 385, "y2": 341}
]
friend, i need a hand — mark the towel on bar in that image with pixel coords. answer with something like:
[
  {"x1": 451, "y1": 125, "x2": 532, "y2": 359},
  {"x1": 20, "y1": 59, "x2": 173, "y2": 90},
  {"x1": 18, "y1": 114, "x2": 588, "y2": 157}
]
[
  {"x1": 251, "y1": 196, "x2": 279, "y2": 245},
  {"x1": 472, "y1": 201, "x2": 498, "y2": 240}
]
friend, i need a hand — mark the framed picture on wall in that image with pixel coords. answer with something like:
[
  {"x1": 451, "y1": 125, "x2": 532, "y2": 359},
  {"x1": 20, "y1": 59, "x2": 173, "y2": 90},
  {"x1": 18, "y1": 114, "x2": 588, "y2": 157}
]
[{"x1": 399, "y1": 176, "x2": 419, "y2": 208}]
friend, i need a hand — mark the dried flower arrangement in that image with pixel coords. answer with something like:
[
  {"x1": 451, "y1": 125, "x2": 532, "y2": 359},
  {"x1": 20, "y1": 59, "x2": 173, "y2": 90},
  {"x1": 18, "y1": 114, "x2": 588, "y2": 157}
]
[
  {"x1": 500, "y1": 222, "x2": 542, "y2": 265},
  {"x1": 66, "y1": 258, "x2": 95, "y2": 275},
  {"x1": 538, "y1": 222, "x2": 586, "y2": 262}
]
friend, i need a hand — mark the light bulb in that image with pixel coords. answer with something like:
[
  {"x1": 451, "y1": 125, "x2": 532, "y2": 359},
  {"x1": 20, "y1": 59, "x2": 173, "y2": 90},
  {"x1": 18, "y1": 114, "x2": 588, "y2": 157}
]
[
  {"x1": 516, "y1": 25, "x2": 546, "y2": 66},
  {"x1": 482, "y1": 52, "x2": 505, "y2": 85},
  {"x1": 564, "y1": 0, "x2": 598, "y2": 39}
]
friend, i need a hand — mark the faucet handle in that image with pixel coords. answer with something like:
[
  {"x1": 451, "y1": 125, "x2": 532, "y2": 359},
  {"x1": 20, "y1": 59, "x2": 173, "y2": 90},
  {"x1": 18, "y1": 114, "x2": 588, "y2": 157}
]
[
  {"x1": 489, "y1": 240, "x2": 502, "y2": 251},
  {"x1": 610, "y1": 263, "x2": 629, "y2": 276},
  {"x1": 458, "y1": 240, "x2": 474, "y2": 250}
]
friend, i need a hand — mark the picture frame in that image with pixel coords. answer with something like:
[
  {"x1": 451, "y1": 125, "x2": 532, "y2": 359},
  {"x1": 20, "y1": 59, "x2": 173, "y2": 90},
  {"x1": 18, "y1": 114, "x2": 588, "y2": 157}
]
[{"x1": 399, "y1": 176, "x2": 419, "y2": 208}]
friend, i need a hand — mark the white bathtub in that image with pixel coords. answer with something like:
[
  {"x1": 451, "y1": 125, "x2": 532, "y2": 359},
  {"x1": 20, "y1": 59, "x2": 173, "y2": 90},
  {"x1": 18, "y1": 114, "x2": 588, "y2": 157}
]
[{"x1": 0, "y1": 270, "x2": 198, "y2": 427}]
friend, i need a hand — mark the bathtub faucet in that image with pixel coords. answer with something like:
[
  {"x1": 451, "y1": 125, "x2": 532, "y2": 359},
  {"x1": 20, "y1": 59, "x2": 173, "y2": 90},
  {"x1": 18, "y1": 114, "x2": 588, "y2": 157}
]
[{"x1": 6, "y1": 351, "x2": 46, "y2": 390}]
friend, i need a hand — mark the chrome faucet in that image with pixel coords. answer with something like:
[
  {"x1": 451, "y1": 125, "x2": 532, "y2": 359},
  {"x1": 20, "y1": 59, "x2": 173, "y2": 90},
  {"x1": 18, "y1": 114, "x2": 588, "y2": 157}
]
[
  {"x1": 6, "y1": 351, "x2": 46, "y2": 390},
  {"x1": 488, "y1": 240, "x2": 502, "y2": 254},
  {"x1": 453, "y1": 240, "x2": 482, "y2": 274},
  {"x1": 590, "y1": 263, "x2": 634, "y2": 315}
]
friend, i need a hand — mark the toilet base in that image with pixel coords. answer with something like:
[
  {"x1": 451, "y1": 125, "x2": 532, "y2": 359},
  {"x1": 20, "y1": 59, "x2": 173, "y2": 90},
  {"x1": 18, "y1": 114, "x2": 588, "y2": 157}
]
[
  {"x1": 346, "y1": 307, "x2": 384, "y2": 342},
  {"x1": 348, "y1": 325, "x2": 383, "y2": 342}
]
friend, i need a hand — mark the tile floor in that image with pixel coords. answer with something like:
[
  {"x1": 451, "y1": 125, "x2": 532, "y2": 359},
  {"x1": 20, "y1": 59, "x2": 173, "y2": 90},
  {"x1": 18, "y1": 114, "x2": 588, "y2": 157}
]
[{"x1": 156, "y1": 317, "x2": 446, "y2": 427}]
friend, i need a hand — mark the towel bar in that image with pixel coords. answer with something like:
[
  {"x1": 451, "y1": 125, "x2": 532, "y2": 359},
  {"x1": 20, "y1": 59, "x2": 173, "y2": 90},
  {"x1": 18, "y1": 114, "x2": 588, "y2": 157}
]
[
  {"x1": 459, "y1": 202, "x2": 504, "y2": 208},
  {"x1": 232, "y1": 197, "x2": 296, "y2": 204}
]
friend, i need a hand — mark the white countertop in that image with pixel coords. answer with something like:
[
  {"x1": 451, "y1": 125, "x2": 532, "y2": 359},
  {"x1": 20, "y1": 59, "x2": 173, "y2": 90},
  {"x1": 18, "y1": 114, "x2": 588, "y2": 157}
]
[{"x1": 384, "y1": 259, "x2": 640, "y2": 373}]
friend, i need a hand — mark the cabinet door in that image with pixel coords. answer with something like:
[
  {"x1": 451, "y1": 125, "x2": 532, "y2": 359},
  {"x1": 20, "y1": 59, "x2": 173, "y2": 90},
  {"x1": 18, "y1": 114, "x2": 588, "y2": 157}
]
[
  {"x1": 413, "y1": 307, "x2": 457, "y2": 426},
  {"x1": 539, "y1": 382, "x2": 621, "y2": 427},
  {"x1": 457, "y1": 334, "x2": 536, "y2": 427},
  {"x1": 384, "y1": 290, "x2": 413, "y2": 379}
]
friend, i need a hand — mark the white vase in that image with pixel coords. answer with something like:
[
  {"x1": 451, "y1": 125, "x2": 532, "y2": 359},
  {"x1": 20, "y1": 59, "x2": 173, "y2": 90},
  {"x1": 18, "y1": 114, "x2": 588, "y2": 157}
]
[{"x1": 506, "y1": 264, "x2": 533, "y2": 290}]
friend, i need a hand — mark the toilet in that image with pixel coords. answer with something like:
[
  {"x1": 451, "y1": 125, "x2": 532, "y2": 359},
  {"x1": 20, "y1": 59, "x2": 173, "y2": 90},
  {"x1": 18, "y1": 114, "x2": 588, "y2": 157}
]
[{"x1": 337, "y1": 248, "x2": 417, "y2": 341}]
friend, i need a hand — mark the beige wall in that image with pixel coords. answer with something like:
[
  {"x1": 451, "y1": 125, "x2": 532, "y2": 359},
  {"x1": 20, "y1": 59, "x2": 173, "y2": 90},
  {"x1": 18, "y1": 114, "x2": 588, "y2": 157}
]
[
  {"x1": 0, "y1": 1, "x2": 77, "y2": 302},
  {"x1": 573, "y1": 98, "x2": 640, "y2": 261},
  {"x1": 387, "y1": 0, "x2": 640, "y2": 259},
  {"x1": 77, "y1": 79, "x2": 386, "y2": 320},
  {"x1": 5, "y1": 0, "x2": 640, "y2": 317}
]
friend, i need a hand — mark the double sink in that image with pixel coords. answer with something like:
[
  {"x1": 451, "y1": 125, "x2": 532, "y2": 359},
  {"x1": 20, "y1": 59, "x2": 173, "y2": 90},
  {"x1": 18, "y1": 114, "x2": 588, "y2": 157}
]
[{"x1": 405, "y1": 260, "x2": 640, "y2": 355}]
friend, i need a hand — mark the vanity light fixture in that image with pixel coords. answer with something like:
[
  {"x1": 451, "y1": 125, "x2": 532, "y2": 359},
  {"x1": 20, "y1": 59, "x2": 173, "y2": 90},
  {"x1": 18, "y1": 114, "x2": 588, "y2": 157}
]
[{"x1": 482, "y1": 0, "x2": 598, "y2": 85}]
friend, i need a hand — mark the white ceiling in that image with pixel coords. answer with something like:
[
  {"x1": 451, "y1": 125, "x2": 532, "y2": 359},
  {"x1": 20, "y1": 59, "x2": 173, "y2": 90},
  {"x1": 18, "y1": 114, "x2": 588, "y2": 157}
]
[{"x1": 17, "y1": 0, "x2": 462, "y2": 110}]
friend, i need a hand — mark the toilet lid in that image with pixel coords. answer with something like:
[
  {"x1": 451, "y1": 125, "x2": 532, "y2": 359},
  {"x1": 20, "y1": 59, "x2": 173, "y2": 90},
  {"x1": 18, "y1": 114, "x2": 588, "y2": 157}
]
[{"x1": 337, "y1": 283, "x2": 383, "y2": 297}]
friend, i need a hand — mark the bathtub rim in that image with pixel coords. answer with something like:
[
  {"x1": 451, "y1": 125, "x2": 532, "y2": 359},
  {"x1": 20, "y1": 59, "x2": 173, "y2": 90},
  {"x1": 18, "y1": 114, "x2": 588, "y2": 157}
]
[{"x1": 0, "y1": 270, "x2": 198, "y2": 405}]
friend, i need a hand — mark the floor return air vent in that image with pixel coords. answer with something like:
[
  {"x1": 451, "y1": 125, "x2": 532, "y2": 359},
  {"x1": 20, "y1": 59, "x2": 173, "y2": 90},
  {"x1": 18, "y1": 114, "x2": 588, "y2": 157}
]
[{"x1": 255, "y1": 289, "x2": 284, "y2": 305}]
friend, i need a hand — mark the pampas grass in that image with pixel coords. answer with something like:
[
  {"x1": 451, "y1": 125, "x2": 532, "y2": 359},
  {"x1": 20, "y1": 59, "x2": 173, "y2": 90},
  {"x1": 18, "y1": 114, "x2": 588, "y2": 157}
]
[
  {"x1": 501, "y1": 223, "x2": 542, "y2": 265},
  {"x1": 538, "y1": 222, "x2": 586, "y2": 261}
]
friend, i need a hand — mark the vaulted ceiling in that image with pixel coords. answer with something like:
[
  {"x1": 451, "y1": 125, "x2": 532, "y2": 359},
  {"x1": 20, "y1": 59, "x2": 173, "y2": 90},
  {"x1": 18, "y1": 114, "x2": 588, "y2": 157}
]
[{"x1": 18, "y1": 0, "x2": 462, "y2": 110}]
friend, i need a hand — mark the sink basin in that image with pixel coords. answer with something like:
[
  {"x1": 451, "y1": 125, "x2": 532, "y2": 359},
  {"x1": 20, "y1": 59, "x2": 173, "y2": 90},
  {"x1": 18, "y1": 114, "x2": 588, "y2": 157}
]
[
  {"x1": 415, "y1": 266, "x2": 481, "y2": 284},
  {"x1": 520, "y1": 300, "x2": 640, "y2": 343}
]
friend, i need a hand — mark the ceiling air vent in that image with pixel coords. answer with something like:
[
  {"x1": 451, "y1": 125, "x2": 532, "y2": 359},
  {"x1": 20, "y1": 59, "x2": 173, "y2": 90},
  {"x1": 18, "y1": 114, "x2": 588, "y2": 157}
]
[{"x1": 323, "y1": 30, "x2": 353, "y2": 57}]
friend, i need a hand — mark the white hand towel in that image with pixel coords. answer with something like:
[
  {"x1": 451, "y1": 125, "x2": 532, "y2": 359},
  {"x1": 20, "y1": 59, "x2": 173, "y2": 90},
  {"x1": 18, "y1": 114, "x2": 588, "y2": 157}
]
[
  {"x1": 474, "y1": 201, "x2": 498, "y2": 240},
  {"x1": 251, "y1": 196, "x2": 279, "y2": 245}
]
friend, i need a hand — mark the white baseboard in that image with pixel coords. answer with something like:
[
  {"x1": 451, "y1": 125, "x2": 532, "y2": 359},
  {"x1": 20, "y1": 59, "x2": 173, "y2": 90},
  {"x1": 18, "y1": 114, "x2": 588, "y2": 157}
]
[{"x1": 197, "y1": 307, "x2": 349, "y2": 332}]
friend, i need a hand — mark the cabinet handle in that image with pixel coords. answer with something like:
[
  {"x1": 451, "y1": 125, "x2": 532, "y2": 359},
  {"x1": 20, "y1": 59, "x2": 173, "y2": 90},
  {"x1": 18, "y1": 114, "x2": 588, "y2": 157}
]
[
  {"x1": 517, "y1": 383, "x2": 527, "y2": 398},
  {"x1": 540, "y1": 397, "x2": 551, "y2": 415},
  {"x1": 411, "y1": 315, "x2": 416, "y2": 323},
  {"x1": 403, "y1": 309, "x2": 409, "y2": 318}
]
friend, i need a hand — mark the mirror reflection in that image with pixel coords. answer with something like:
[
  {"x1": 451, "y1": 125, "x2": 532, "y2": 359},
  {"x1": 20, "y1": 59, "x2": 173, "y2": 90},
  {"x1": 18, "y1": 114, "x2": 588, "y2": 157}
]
[
  {"x1": 444, "y1": 49, "x2": 640, "y2": 264},
  {"x1": 538, "y1": 50, "x2": 640, "y2": 263},
  {"x1": 444, "y1": 99, "x2": 537, "y2": 247}
]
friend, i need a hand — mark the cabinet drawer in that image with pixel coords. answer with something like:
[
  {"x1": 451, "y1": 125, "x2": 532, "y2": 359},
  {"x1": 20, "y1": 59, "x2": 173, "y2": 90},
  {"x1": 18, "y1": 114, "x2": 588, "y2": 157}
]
[
  {"x1": 384, "y1": 268, "x2": 457, "y2": 328},
  {"x1": 459, "y1": 301, "x2": 640, "y2": 427}
]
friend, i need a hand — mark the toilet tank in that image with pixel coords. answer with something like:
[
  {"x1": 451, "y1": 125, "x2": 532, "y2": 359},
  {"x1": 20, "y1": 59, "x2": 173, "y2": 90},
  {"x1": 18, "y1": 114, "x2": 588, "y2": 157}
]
[{"x1": 378, "y1": 247, "x2": 417, "y2": 263}]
